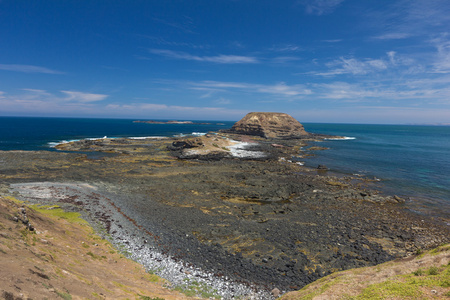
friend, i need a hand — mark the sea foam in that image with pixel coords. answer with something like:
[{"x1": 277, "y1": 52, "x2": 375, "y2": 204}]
[{"x1": 324, "y1": 136, "x2": 356, "y2": 140}]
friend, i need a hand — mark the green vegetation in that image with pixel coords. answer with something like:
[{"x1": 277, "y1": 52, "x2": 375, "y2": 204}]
[
  {"x1": 29, "y1": 204, "x2": 87, "y2": 224},
  {"x1": 142, "y1": 272, "x2": 160, "y2": 283},
  {"x1": 173, "y1": 279, "x2": 220, "y2": 299},
  {"x1": 55, "y1": 289, "x2": 72, "y2": 300},
  {"x1": 292, "y1": 275, "x2": 343, "y2": 300},
  {"x1": 350, "y1": 264, "x2": 450, "y2": 299},
  {"x1": 138, "y1": 296, "x2": 165, "y2": 300}
]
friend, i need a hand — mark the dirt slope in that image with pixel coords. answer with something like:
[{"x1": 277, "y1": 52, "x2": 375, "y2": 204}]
[{"x1": 0, "y1": 196, "x2": 199, "y2": 300}]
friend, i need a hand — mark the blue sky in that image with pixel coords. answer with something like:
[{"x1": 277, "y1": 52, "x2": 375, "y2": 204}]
[{"x1": 1, "y1": 0, "x2": 450, "y2": 124}]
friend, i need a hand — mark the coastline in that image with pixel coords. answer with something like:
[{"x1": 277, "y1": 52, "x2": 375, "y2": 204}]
[{"x1": 1, "y1": 132, "x2": 449, "y2": 299}]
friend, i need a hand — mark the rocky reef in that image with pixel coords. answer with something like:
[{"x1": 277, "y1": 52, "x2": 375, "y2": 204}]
[
  {"x1": 226, "y1": 112, "x2": 309, "y2": 139},
  {"x1": 1, "y1": 130, "x2": 449, "y2": 299}
]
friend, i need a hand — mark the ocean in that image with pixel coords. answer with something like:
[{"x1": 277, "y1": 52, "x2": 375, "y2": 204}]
[{"x1": 1, "y1": 116, "x2": 449, "y2": 220}]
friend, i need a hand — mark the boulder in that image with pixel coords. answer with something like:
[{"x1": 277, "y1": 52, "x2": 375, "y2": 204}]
[{"x1": 228, "y1": 112, "x2": 308, "y2": 139}]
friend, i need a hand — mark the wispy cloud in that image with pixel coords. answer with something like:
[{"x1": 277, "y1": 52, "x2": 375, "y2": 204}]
[
  {"x1": 214, "y1": 98, "x2": 232, "y2": 105},
  {"x1": 315, "y1": 56, "x2": 389, "y2": 76},
  {"x1": 321, "y1": 39, "x2": 343, "y2": 43},
  {"x1": 105, "y1": 102, "x2": 246, "y2": 119},
  {"x1": 152, "y1": 16, "x2": 196, "y2": 34},
  {"x1": 272, "y1": 56, "x2": 302, "y2": 64},
  {"x1": 311, "y1": 51, "x2": 422, "y2": 77},
  {"x1": 2, "y1": 89, "x2": 102, "y2": 110},
  {"x1": 61, "y1": 91, "x2": 108, "y2": 102},
  {"x1": 431, "y1": 36, "x2": 450, "y2": 73},
  {"x1": 149, "y1": 49, "x2": 259, "y2": 64},
  {"x1": 370, "y1": 0, "x2": 450, "y2": 40},
  {"x1": 372, "y1": 32, "x2": 413, "y2": 41},
  {"x1": 0, "y1": 88, "x2": 245, "y2": 119},
  {"x1": 314, "y1": 76, "x2": 450, "y2": 102},
  {"x1": 269, "y1": 44, "x2": 303, "y2": 52},
  {"x1": 299, "y1": 0, "x2": 345, "y2": 16},
  {"x1": 0, "y1": 64, "x2": 63, "y2": 74},
  {"x1": 190, "y1": 80, "x2": 312, "y2": 97},
  {"x1": 136, "y1": 34, "x2": 209, "y2": 49},
  {"x1": 0, "y1": 89, "x2": 106, "y2": 116}
]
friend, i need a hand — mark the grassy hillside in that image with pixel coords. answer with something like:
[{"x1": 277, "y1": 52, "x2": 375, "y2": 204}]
[
  {"x1": 281, "y1": 245, "x2": 450, "y2": 299},
  {"x1": 0, "y1": 196, "x2": 199, "y2": 300}
]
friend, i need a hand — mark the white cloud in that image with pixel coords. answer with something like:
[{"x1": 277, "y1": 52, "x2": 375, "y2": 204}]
[
  {"x1": 214, "y1": 98, "x2": 232, "y2": 105},
  {"x1": 372, "y1": 32, "x2": 413, "y2": 41},
  {"x1": 272, "y1": 56, "x2": 301, "y2": 64},
  {"x1": 314, "y1": 76, "x2": 450, "y2": 102},
  {"x1": 316, "y1": 57, "x2": 388, "y2": 76},
  {"x1": 0, "y1": 89, "x2": 247, "y2": 119},
  {"x1": 104, "y1": 102, "x2": 247, "y2": 119},
  {"x1": 269, "y1": 44, "x2": 303, "y2": 52},
  {"x1": 0, "y1": 64, "x2": 63, "y2": 74},
  {"x1": 191, "y1": 81, "x2": 311, "y2": 98},
  {"x1": 61, "y1": 91, "x2": 108, "y2": 102},
  {"x1": 300, "y1": 0, "x2": 345, "y2": 16},
  {"x1": 149, "y1": 49, "x2": 259, "y2": 64},
  {"x1": 370, "y1": 0, "x2": 450, "y2": 40},
  {"x1": 321, "y1": 39, "x2": 343, "y2": 43},
  {"x1": 0, "y1": 89, "x2": 109, "y2": 116},
  {"x1": 432, "y1": 36, "x2": 450, "y2": 73},
  {"x1": 294, "y1": 106, "x2": 450, "y2": 124}
]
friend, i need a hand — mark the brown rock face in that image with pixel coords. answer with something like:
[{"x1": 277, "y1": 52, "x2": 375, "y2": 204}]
[{"x1": 229, "y1": 112, "x2": 308, "y2": 138}]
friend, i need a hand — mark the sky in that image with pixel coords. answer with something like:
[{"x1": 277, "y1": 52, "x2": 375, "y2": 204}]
[{"x1": 1, "y1": 0, "x2": 450, "y2": 124}]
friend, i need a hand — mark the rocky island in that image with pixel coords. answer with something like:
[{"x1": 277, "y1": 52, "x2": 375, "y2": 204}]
[
  {"x1": 225, "y1": 112, "x2": 309, "y2": 139},
  {"x1": 1, "y1": 112, "x2": 449, "y2": 299}
]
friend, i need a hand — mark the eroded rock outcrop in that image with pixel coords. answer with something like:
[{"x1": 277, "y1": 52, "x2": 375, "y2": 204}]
[{"x1": 228, "y1": 112, "x2": 308, "y2": 139}]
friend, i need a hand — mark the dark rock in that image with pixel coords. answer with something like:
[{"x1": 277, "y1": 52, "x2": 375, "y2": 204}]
[
  {"x1": 393, "y1": 195, "x2": 406, "y2": 203},
  {"x1": 168, "y1": 138, "x2": 204, "y2": 151},
  {"x1": 2, "y1": 291, "x2": 14, "y2": 300}
]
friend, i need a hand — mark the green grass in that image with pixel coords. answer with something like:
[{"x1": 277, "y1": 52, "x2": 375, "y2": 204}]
[
  {"x1": 354, "y1": 280, "x2": 422, "y2": 299},
  {"x1": 30, "y1": 204, "x2": 87, "y2": 224},
  {"x1": 351, "y1": 263, "x2": 450, "y2": 299},
  {"x1": 290, "y1": 275, "x2": 343, "y2": 300},
  {"x1": 138, "y1": 296, "x2": 165, "y2": 300},
  {"x1": 173, "y1": 279, "x2": 220, "y2": 299},
  {"x1": 55, "y1": 289, "x2": 72, "y2": 300}
]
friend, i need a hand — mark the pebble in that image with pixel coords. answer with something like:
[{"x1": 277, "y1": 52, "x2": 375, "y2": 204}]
[{"x1": 271, "y1": 288, "x2": 281, "y2": 297}]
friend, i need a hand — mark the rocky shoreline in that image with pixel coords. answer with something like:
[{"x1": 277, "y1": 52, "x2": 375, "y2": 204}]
[{"x1": 1, "y1": 131, "x2": 449, "y2": 299}]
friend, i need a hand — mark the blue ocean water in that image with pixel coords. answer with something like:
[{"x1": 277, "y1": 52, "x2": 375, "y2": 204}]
[
  {"x1": 303, "y1": 123, "x2": 450, "y2": 219},
  {"x1": 0, "y1": 117, "x2": 449, "y2": 219},
  {"x1": 0, "y1": 117, "x2": 234, "y2": 151}
]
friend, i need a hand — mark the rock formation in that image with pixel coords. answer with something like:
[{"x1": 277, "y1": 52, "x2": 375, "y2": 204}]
[{"x1": 228, "y1": 112, "x2": 308, "y2": 139}]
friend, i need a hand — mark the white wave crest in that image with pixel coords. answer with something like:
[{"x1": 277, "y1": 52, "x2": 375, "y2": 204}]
[
  {"x1": 325, "y1": 136, "x2": 356, "y2": 140},
  {"x1": 228, "y1": 142, "x2": 266, "y2": 158},
  {"x1": 191, "y1": 132, "x2": 207, "y2": 136}
]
